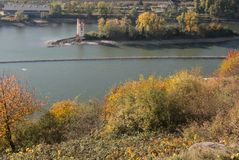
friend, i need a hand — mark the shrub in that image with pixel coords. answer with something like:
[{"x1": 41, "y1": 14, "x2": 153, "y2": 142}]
[
  {"x1": 14, "y1": 99, "x2": 102, "y2": 149},
  {"x1": 14, "y1": 112, "x2": 63, "y2": 148},
  {"x1": 166, "y1": 71, "x2": 233, "y2": 125},
  {"x1": 198, "y1": 22, "x2": 235, "y2": 38},
  {"x1": 84, "y1": 31, "x2": 107, "y2": 40},
  {"x1": 166, "y1": 71, "x2": 205, "y2": 125},
  {"x1": 103, "y1": 76, "x2": 170, "y2": 135},
  {"x1": 160, "y1": 26, "x2": 180, "y2": 39},
  {"x1": 218, "y1": 50, "x2": 239, "y2": 77},
  {"x1": 103, "y1": 71, "x2": 234, "y2": 136},
  {"x1": 50, "y1": 100, "x2": 78, "y2": 120},
  {"x1": 14, "y1": 11, "x2": 28, "y2": 22},
  {"x1": 207, "y1": 101, "x2": 239, "y2": 141},
  {"x1": 183, "y1": 100, "x2": 239, "y2": 143},
  {"x1": 60, "y1": 99, "x2": 102, "y2": 140},
  {"x1": 98, "y1": 17, "x2": 141, "y2": 40}
]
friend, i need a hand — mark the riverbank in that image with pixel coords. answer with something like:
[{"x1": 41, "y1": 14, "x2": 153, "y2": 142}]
[
  {"x1": 0, "y1": 16, "x2": 99, "y2": 27},
  {"x1": 119, "y1": 36, "x2": 239, "y2": 46},
  {"x1": 0, "y1": 19, "x2": 49, "y2": 27},
  {"x1": 47, "y1": 36, "x2": 239, "y2": 47}
]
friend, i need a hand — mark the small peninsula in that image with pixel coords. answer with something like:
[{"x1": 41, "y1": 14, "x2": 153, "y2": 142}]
[{"x1": 47, "y1": 11, "x2": 239, "y2": 47}]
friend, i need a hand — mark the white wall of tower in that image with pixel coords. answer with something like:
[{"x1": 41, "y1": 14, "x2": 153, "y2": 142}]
[{"x1": 77, "y1": 18, "x2": 85, "y2": 38}]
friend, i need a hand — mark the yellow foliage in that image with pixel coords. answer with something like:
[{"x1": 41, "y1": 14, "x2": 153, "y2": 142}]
[
  {"x1": 136, "y1": 12, "x2": 165, "y2": 35},
  {"x1": 98, "y1": 18, "x2": 105, "y2": 33},
  {"x1": 177, "y1": 11, "x2": 199, "y2": 32},
  {"x1": 50, "y1": 100, "x2": 78, "y2": 120},
  {"x1": 104, "y1": 75, "x2": 168, "y2": 135},
  {"x1": 103, "y1": 70, "x2": 233, "y2": 135}
]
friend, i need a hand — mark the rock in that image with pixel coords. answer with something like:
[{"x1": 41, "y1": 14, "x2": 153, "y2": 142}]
[
  {"x1": 182, "y1": 142, "x2": 231, "y2": 160},
  {"x1": 99, "y1": 40, "x2": 119, "y2": 47}
]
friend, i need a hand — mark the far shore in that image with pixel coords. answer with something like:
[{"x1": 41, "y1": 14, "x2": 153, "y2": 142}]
[
  {"x1": 1, "y1": 17, "x2": 239, "y2": 28},
  {"x1": 0, "y1": 17, "x2": 98, "y2": 27}
]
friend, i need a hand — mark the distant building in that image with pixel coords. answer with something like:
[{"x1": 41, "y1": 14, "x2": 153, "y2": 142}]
[{"x1": 2, "y1": 4, "x2": 50, "y2": 18}]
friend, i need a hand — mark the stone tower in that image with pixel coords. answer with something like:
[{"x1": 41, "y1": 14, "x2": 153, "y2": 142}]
[{"x1": 76, "y1": 18, "x2": 85, "y2": 41}]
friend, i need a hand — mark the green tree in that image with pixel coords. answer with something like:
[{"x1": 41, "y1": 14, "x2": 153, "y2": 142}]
[
  {"x1": 205, "y1": 0, "x2": 212, "y2": 12},
  {"x1": 14, "y1": 11, "x2": 28, "y2": 22},
  {"x1": 128, "y1": 7, "x2": 138, "y2": 21},
  {"x1": 98, "y1": 17, "x2": 135, "y2": 39},
  {"x1": 64, "y1": 1, "x2": 77, "y2": 13},
  {"x1": 81, "y1": 2, "x2": 95, "y2": 15},
  {"x1": 204, "y1": 0, "x2": 239, "y2": 18},
  {"x1": 97, "y1": 1, "x2": 109, "y2": 16},
  {"x1": 50, "y1": 2, "x2": 62, "y2": 16}
]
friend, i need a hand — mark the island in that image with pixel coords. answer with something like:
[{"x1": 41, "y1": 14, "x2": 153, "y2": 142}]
[{"x1": 47, "y1": 11, "x2": 239, "y2": 47}]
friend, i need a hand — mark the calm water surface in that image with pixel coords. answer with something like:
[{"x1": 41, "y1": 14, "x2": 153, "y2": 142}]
[{"x1": 0, "y1": 22, "x2": 238, "y2": 102}]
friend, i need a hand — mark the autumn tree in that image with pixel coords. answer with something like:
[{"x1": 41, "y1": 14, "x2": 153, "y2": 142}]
[
  {"x1": 136, "y1": 12, "x2": 165, "y2": 38},
  {"x1": 98, "y1": 18, "x2": 105, "y2": 34},
  {"x1": 218, "y1": 50, "x2": 239, "y2": 77},
  {"x1": 0, "y1": 74, "x2": 41, "y2": 151},
  {"x1": 14, "y1": 11, "x2": 28, "y2": 22},
  {"x1": 177, "y1": 10, "x2": 199, "y2": 33},
  {"x1": 97, "y1": 17, "x2": 135, "y2": 39}
]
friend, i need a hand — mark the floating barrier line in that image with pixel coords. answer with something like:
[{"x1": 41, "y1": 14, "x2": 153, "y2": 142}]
[{"x1": 0, "y1": 56, "x2": 226, "y2": 64}]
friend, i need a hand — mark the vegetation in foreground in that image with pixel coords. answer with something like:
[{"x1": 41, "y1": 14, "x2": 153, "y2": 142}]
[{"x1": 1, "y1": 50, "x2": 239, "y2": 159}]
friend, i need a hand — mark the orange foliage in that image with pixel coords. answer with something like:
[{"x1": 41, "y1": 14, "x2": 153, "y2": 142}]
[
  {"x1": 0, "y1": 74, "x2": 42, "y2": 151},
  {"x1": 208, "y1": 22, "x2": 223, "y2": 31},
  {"x1": 226, "y1": 50, "x2": 239, "y2": 60},
  {"x1": 218, "y1": 50, "x2": 239, "y2": 77}
]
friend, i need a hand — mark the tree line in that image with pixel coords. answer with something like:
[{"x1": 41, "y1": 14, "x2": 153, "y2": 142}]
[
  {"x1": 85, "y1": 10, "x2": 236, "y2": 40},
  {"x1": 194, "y1": 0, "x2": 239, "y2": 18}
]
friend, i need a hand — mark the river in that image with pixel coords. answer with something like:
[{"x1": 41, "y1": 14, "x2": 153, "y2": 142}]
[{"x1": 0, "y1": 22, "x2": 238, "y2": 103}]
